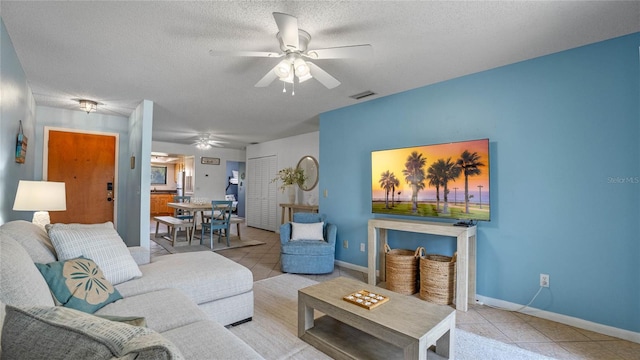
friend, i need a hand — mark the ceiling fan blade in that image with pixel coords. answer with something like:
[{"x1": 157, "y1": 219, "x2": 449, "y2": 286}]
[
  {"x1": 304, "y1": 44, "x2": 373, "y2": 59},
  {"x1": 209, "y1": 50, "x2": 282, "y2": 58},
  {"x1": 307, "y1": 62, "x2": 340, "y2": 89},
  {"x1": 273, "y1": 12, "x2": 299, "y2": 50},
  {"x1": 255, "y1": 66, "x2": 279, "y2": 87}
]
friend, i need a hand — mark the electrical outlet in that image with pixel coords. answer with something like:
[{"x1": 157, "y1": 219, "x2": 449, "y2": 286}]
[
  {"x1": 540, "y1": 273, "x2": 549, "y2": 288},
  {"x1": 360, "y1": 243, "x2": 366, "y2": 252},
  {"x1": 323, "y1": 189, "x2": 328, "y2": 198},
  {"x1": 343, "y1": 240, "x2": 348, "y2": 249}
]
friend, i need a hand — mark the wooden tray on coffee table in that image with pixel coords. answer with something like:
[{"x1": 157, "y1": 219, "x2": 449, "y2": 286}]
[{"x1": 343, "y1": 290, "x2": 389, "y2": 310}]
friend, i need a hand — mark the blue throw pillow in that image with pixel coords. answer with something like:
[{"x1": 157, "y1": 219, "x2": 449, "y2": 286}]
[{"x1": 36, "y1": 257, "x2": 123, "y2": 313}]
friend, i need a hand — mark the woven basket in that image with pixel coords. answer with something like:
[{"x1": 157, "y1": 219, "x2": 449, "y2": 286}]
[
  {"x1": 385, "y1": 245, "x2": 424, "y2": 295},
  {"x1": 419, "y1": 252, "x2": 456, "y2": 305}
]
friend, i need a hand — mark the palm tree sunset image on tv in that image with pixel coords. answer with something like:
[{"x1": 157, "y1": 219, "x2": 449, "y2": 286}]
[{"x1": 372, "y1": 139, "x2": 490, "y2": 221}]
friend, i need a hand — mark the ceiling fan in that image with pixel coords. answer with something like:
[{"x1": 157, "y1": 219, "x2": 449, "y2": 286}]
[
  {"x1": 193, "y1": 134, "x2": 226, "y2": 150},
  {"x1": 210, "y1": 12, "x2": 372, "y2": 90}
]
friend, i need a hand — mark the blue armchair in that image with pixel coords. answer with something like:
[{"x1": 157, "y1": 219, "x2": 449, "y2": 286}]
[{"x1": 280, "y1": 213, "x2": 337, "y2": 274}]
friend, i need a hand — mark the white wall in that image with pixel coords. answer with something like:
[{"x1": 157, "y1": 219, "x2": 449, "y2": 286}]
[
  {"x1": 246, "y1": 131, "x2": 319, "y2": 228},
  {"x1": 128, "y1": 100, "x2": 154, "y2": 249},
  {"x1": 151, "y1": 141, "x2": 246, "y2": 202}
]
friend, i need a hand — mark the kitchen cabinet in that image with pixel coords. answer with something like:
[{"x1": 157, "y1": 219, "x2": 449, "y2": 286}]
[{"x1": 150, "y1": 193, "x2": 175, "y2": 215}]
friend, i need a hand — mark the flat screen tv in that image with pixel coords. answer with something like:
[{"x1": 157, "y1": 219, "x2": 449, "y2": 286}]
[{"x1": 372, "y1": 138, "x2": 490, "y2": 222}]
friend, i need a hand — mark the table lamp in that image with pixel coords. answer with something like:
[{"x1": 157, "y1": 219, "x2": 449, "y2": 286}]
[{"x1": 12, "y1": 180, "x2": 67, "y2": 228}]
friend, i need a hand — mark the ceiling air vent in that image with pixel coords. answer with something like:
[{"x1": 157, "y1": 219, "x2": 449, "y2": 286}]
[{"x1": 349, "y1": 90, "x2": 377, "y2": 100}]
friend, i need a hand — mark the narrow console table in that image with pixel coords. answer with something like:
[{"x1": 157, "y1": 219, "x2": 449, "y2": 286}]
[
  {"x1": 368, "y1": 218, "x2": 477, "y2": 311},
  {"x1": 279, "y1": 203, "x2": 319, "y2": 224}
]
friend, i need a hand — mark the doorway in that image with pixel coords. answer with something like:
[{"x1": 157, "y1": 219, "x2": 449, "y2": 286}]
[
  {"x1": 226, "y1": 161, "x2": 245, "y2": 217},
  {"x1": 44, "y1": 128, "x2": 118, "y2": 225},
  {"x1": 149, "y1": 153, "x2": 193, "y2": 222}
]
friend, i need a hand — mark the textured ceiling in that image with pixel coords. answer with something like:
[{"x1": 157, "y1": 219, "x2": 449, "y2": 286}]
[{"x1": 2, "y1": 1, "x2": 638, "y2": 149}]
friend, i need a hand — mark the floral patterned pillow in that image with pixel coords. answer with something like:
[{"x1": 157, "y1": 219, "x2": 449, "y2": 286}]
[{"x1": 35, "y1": 257, "x2": 123, "y2": 313}]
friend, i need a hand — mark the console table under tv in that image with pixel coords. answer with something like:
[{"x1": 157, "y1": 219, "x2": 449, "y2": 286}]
[{"x1": 367, "y1": 218, "x2": 477, "y2": 312}]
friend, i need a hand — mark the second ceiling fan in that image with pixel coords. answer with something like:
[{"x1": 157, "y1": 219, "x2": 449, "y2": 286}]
[{"x1": 210, "y1": 12, "x2": 372, "y2": 90}]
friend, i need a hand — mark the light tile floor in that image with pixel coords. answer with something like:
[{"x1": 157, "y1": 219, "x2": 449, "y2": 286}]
[{"x1": 149, "y1": 219, "x2": 640, "y2": 360}]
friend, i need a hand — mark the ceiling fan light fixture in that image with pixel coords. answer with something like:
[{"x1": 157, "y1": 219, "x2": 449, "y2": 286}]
[
  {"x1": 195, "y1": 140, "x2": 212, "y2": 150},
  {"x1": 79, "y1": 99, "x2": 97, "y2": 113},
  {"x1": 297, "y1": 72, "x2": 313, "y2": 83},
  {"x1": 293, "y1": 58, "x2": 310, "y2": 76},
  {"x1": 274, "y1": 60, "x2": 292, "y2": 78},
  {"x1": 280, "y1": 71, "x2": 294, "y2": 84}
]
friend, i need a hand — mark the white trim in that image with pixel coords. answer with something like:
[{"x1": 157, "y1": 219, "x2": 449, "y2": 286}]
[
  {"x1": 43, "y1": 126, "x2": 119, "y2": 227},
  {"x1": 475, "y1": 294, "x2": 640, "y2": 344},
  {"x1": 335, "y1": 260, "x2": 379, "y2": 277},
  {"x1": 333, "y1": 261, "x2": 640, "y2": 344}
]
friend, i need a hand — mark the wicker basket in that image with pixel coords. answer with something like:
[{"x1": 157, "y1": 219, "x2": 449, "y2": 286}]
[
  {"x1": 419, "y1": 252, "x2": 456, "y2": 305},
  {"x1": 385, "y1": 244, "x2": 424, "y2": 295}
]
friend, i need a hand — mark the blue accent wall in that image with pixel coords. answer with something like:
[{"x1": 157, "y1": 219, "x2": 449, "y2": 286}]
[
  {"x1": 0, "y1": 18, "x2": 36, "y2": 224},
  {"x1": 319, "y1": 33, "x2": 639, "y2": 332}
]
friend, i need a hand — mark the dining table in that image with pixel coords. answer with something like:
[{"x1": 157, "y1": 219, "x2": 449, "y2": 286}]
[{"x1": 166, "y1": 202, "x2": 214, "y2": 240}]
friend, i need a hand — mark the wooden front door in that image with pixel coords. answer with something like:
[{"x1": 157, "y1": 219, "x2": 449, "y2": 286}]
[{"x1": 47, "y1": 130, "x2": 116, "y2": 224}]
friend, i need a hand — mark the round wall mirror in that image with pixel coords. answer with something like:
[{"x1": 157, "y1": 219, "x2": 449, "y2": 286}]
[{"x1": 296, "y1": 156, "x2": 319, "y2": 191}]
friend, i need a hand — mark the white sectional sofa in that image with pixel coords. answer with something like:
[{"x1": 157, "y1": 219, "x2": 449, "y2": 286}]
[{"x1": 0, "y1": 220, "x2": 263, "y2": 359}]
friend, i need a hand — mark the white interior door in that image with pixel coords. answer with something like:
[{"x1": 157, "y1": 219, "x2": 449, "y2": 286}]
[{"x1": 247, "y1": 156, "x2": 277, "y2": 231}]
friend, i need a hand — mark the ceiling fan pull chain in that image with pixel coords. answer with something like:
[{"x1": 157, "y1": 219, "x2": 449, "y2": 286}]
[
  {"x1": 282, "y1": 81, "x2": 286, "y2": 93},
  {"x1": 292, "y1": 79, "x2": 295, "y2": 96}
]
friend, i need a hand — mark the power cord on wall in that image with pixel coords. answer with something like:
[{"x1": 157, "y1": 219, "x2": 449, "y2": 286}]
[{"x1": 483, "y1": 286, "x2": 545, "y2": 312}]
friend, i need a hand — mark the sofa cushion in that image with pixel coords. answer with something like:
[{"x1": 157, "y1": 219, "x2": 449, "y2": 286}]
[
  {"x1": 161, "y1": 320, "x2": 263, "y2": 360},
  {"x1": 128, "y1": 246, "x2": 151, "y2": 265},
  {"x1": 95, "y1": 314, "x2": 147, "y2": 327},
  {"x1": 290, "y1": 221, "x2": 324, "y2": 241},
  {"x1": 292, "y1": 212, "x2": 326, "y2": 224},
  {"x1": 0, "y1": 220, "x2": 56, "y2": 263},
  {"x1": 0, "y1": 236, "x2": 54, "y2": 308},
  {"x1": 281, "y1": 240, "x2": 335, "y2": 256},
  {"x1": 47, "y1": 222, "x2": 142, "y2": 285},
  {"x1": 35, "y1": 257, "x2": 123, "y2": 313},
  {"x1": 1, "y1": 305, "x2": 184, "y2": 360},
  {"x1": 116, "y1": 252, "x2": 253, "y2": 305},
  {"x1": 97, "y1": 288, "x2": 206, "y2": 333}
]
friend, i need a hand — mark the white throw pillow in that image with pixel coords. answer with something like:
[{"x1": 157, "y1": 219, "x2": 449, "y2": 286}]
[
  {"x1": 47, "y1": 222, "x2": 142, "y2": 285},
  {"x1": 290, "y1": 222, "x2": 324, "y2": 241}
]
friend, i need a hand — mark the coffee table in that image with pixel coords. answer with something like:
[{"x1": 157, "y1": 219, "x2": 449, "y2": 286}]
[{"x1": 298, "y1": 277, "x2": 456, "y2": 360}]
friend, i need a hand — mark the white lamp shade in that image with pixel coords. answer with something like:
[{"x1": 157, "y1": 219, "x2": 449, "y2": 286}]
[
  {"x1": 293, "y1": 58, "x2": 310, "y2": 77},
  {"x1": 13, "y1": 180, "x2": 67, "y2": 211},
  {"x1": 297, "y1": 72, "x2": 313, "y2": 83},
  {"x1": 274, "y1": 60, "x2": 292, "y2": 78},
  {"x1": 279, "y1": 71, "x2": 294, "y2": 84}
]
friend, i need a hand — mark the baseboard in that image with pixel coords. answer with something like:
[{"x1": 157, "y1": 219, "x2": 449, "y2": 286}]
[
  {"x1": 475, "y1": 295, "x2": 640, "y2": 344},
  {"x1": 334, "y1": 260, "x2": 379, "y2": 277},
  {"x1": 332, "y1": 261, "x2": 639, "y2": 344}
]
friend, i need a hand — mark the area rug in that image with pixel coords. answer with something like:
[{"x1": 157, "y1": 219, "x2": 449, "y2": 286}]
[
  {"x1": 151, "y1": 233, "x2": 264, "y2": 253},
  {"x1": 230, "y1": 274, "x2": 555, "y2": 360}
]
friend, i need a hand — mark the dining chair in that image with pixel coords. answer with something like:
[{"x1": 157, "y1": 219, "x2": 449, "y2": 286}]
[
  {"x1": 173, "y1": 196, "x2": 194, "y2": 222},
  {"x1": 201, "y1": 200, "x2": 233, "y2": 249},
  {"x1": 172, "y1": 195, "x2": 194, "y2": 238}
]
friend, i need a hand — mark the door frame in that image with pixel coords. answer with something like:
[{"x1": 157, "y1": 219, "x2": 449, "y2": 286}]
[{"x1": 42, "y1": 126, "x2": 120, "y2": 227}]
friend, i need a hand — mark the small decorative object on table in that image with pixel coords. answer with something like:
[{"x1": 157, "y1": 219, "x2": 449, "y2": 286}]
[
  {"x1": 271, "y1": 167, "x2": 306, "y2": 193},
  {"x1": 343, "y1": 290, "x2": 389, "y2": 310}
]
